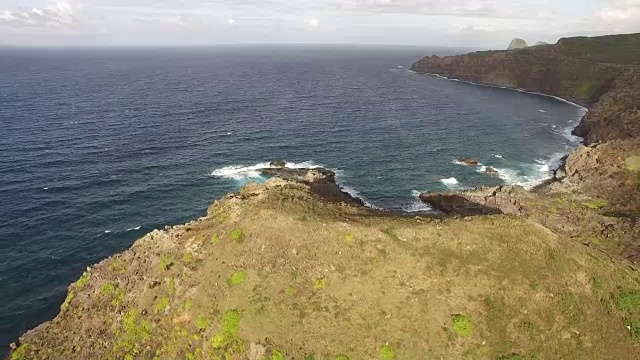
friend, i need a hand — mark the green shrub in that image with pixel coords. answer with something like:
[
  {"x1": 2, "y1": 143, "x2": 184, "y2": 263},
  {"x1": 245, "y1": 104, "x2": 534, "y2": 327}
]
[{"x1": 451, "y1": 314, "x2": 473, "y2": 336}]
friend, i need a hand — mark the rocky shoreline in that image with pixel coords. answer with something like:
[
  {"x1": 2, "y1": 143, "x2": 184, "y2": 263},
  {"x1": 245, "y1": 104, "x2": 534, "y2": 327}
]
[{"x1": 411, "y1": 33, "x2": 640, "y2": 264}]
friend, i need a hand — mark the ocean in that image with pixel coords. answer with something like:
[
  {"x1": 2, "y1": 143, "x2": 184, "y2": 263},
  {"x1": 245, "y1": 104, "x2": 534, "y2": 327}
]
[{"x1": 0, "y1": 45, "x2": 585, "y2": 351}]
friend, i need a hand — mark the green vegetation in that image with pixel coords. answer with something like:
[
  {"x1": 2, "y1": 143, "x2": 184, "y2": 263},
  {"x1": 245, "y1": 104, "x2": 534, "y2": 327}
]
[
  {"x1": 227, "y1": 270, "x2": 247, "y2": 286},
  {"x1": 582, "y1": 199, "x2": 608, "y2": 209},
  {"x1": 285, "y1": 286, "x2": 297, "y2": 296},
  {"x1": 451, "y1": 314, "x2": 473, "y2": 337},
  {"x1": 334, "y1": 355, "x2": 350, "y2": 360},
  {"x1": 575, "y1": 80, "x2": 595, "y2": 100},
  {"x1": 113, "y1": 308, "x2": 152, "y2": 358},
  {"x1": 616, "y1": 289, "x2": 640, "y2": 338},
  {"x1": 101, "y1": 282, "x2": 125, "y2": 306},
  {"x1": 380, "y1": 344, "x2": 395, "y2": 360},
  {"x1": 9, "y1": 343, "x2": 28, "y2": 360},
  {"x1": 159, "y1": 255, "x2": 173, "y2": 271},
  {"x1": 211, "y1": 233, "x2": 220, "y2": 244},
  {"x1": 108, "y1": 261, "x2": 127, "y2": 274},
  {"x1": 195, "y1": 315, "x2": 210, "y2": 330},
  {"x1": 210, "y1": 310, "x2": 243, "y2": 350},
  {"x1": 183, "y1": 252, "x2": 195, "y2": 263},
  {"x1": 167, "y1": 277, "x2": 176, "y2": 295},
  {"x1": 556, "y1": 33, "x2": 640, "y2": 64},
  {"x1": 60, "y1": 291, "x2": 75, "y2": 312},
  {"x1": 625, "y1": 156, "x2": 640, "y2": 171},
  {"x1": 271, "y1": 349, "x2": 286, "y2": 360},
  {"x1": 76, "y1": 273, "x2": 90, "y2": 289},
  {"x1": 179, "y1": 299, "x2": 193, "y2": 312},
  {"x1": 154, "y1": 297, "x2": 170, "y2": 313},
  {"x1": 101, "y1": 283, "x2": 116, "y2": 295},
  {"x1": 313, "y1": 278, "x2": 326, "y2": 290},
  {"x1": 345, "y1": 233, "x2": 354, "y2": 243},
  {"x1": 230, "y1": 228, "x2": 244, "y2": 242}
]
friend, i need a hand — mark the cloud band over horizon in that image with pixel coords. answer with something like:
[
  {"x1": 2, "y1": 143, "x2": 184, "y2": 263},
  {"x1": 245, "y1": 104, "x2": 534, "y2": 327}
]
[{"x1": 1, "y1": 0, "x2": 639, "y2": 47}]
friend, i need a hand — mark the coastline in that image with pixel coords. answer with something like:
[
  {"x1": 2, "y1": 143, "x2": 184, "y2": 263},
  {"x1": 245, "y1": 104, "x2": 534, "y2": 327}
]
[
  {"x1": 7, "y1": 34, "x2": 640, "y2": 358},
  {"x1": 418, "y1": 72, "x2": 589, "y2": 190}
]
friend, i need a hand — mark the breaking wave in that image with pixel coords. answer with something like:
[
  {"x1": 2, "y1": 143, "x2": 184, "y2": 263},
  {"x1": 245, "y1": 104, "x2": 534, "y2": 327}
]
[{"x1": 211, "y1": 161, "x2": 321, "y2": 181}]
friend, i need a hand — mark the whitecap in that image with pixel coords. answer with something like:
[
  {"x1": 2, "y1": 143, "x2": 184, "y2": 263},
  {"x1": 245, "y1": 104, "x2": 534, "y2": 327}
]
[
  {"x1": 212, "y1": 161, "x2": 322, "y2": 181},
  {"x1": 539, "y1": 109, "x2": 547, "y2": 113},
  {"x1": 43, "y1": 187, "x2": 49, "y2": 190},
  {"x1": 494, "y1": 154, "x2": 503, "y2": 159},
  {"x1": 403, "y1": 201, "x2": 432, "y2": 213},
  {"x1": 127, "y1": 226, "x2": 142, "y2": 231},
  {"x1": 411, "y1": 190, "x2": 422, "y2": 197},
  {"x1": 440, "y1": 177, "x2": 458, "y2": 185},
  {"x1": 104, "y1": 230, "x2": 111, "y2": 234}
]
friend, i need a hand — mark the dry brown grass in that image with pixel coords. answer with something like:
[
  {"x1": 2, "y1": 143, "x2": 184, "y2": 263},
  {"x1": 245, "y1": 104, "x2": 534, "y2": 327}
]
[{"x1": 15, "y1": 180, "x2": 640, "y2": 359}]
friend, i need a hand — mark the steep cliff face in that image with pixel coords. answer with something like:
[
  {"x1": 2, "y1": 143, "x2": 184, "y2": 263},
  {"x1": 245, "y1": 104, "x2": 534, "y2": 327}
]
[{"x1": 412, "y1": 33, "x2": 640, "y2": 144}]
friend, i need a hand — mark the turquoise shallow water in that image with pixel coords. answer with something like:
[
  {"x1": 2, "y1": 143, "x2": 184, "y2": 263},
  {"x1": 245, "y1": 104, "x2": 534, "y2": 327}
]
[{"x1": 0, "y1": 45, "x2": 584, "y2": 351}]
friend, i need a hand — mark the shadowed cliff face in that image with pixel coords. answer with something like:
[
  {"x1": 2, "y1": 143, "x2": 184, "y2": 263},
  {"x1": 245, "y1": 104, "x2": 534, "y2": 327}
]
[{"x1": 411, "y1": 33, "x2": 640, "y2": 144}]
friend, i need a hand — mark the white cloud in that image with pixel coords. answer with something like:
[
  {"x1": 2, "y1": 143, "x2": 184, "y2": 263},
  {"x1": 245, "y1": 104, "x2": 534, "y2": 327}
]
[
  {"x1": 0, "y1": 1, "x2": 80, "y2": 27},
  {"x1": 0, "y1": 1, "x2": 639, "y2": 46}
]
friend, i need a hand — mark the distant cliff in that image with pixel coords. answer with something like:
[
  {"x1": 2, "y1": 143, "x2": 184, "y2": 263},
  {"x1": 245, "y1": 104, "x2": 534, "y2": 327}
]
[{"x1": 412, "y1": 33, "x2": 640, "y2": 144}]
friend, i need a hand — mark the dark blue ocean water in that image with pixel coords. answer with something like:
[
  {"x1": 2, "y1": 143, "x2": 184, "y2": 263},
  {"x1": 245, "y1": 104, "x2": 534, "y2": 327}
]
[{"x1": 0, "y1": 45, "x2": 584, "y2": 351}]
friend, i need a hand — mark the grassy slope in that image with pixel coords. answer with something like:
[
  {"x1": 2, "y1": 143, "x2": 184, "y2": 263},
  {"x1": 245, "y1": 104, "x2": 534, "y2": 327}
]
[{"x1": 13, "y1": 180, "x2": 640, "y2": 359}]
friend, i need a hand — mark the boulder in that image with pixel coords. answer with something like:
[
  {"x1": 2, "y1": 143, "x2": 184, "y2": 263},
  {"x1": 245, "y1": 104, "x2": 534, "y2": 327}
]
[
  {"x1": 269, "y1": 160, "x2": 286, "y2": 168},
  {"x1": 507, "y1": 38, "x2": 528, "y2": 50},
  {"x1": 458, "y1": 158, "x2": 479, "y2": 166}
]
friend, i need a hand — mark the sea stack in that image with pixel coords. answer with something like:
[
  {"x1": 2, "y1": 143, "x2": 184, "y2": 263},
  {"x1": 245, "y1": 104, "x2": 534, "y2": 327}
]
[{"x1": 507, "y1": 38, "x2": 528, "y2": 50}]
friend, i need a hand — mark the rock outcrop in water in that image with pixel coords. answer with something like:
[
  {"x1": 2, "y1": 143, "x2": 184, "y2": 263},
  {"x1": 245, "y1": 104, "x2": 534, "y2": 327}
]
[{"x1": 7, "y1": 33, "x2": 640, "y2": 359}]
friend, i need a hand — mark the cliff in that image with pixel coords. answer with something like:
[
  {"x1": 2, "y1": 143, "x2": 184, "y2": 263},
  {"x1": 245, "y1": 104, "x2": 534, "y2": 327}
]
[
  {"x1": 412, "y1": 33, "x2": 640, "y2": 263},
  {"x1": 412, "y1": 33, "x2": 640, "y2": 144},
  {"x1": 9, "y1": 170, "x2": 640, "y2": 359}
]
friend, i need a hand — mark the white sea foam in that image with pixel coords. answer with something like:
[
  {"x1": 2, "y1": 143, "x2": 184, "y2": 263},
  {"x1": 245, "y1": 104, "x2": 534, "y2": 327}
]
[
  {"x1": 211, "y1": 161, "x2": 321, "y2": 181},
  {"x1": 341, "y1": 185, "x2": 381, "y2": 210},
  {"x1": 43, "y1": 187, "x2": 49, "y2": 190},
  {"x1": 494, "y1": 154, "x2": 503, "y2": 159},
  {"x1": 539, "y1": 109, "x2": 547, "y2": 113},
  {"x1": 440, "y1": 177, "x2": 459, "y2": 186},
  {"x1": 403, "y1": 201, "x2": 432, "y2": 213},
  {"x1": 104, "y1": 230, "x2": 111, "y2": 234},
  {"x1": 127, "y1": 226, "x2": 142, "y2": 231}
]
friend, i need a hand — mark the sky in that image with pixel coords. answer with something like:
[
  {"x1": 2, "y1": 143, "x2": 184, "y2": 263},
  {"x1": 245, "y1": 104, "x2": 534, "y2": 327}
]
[{"x1": 0, "y1": 0, "x2": 639, "y2": 47}]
